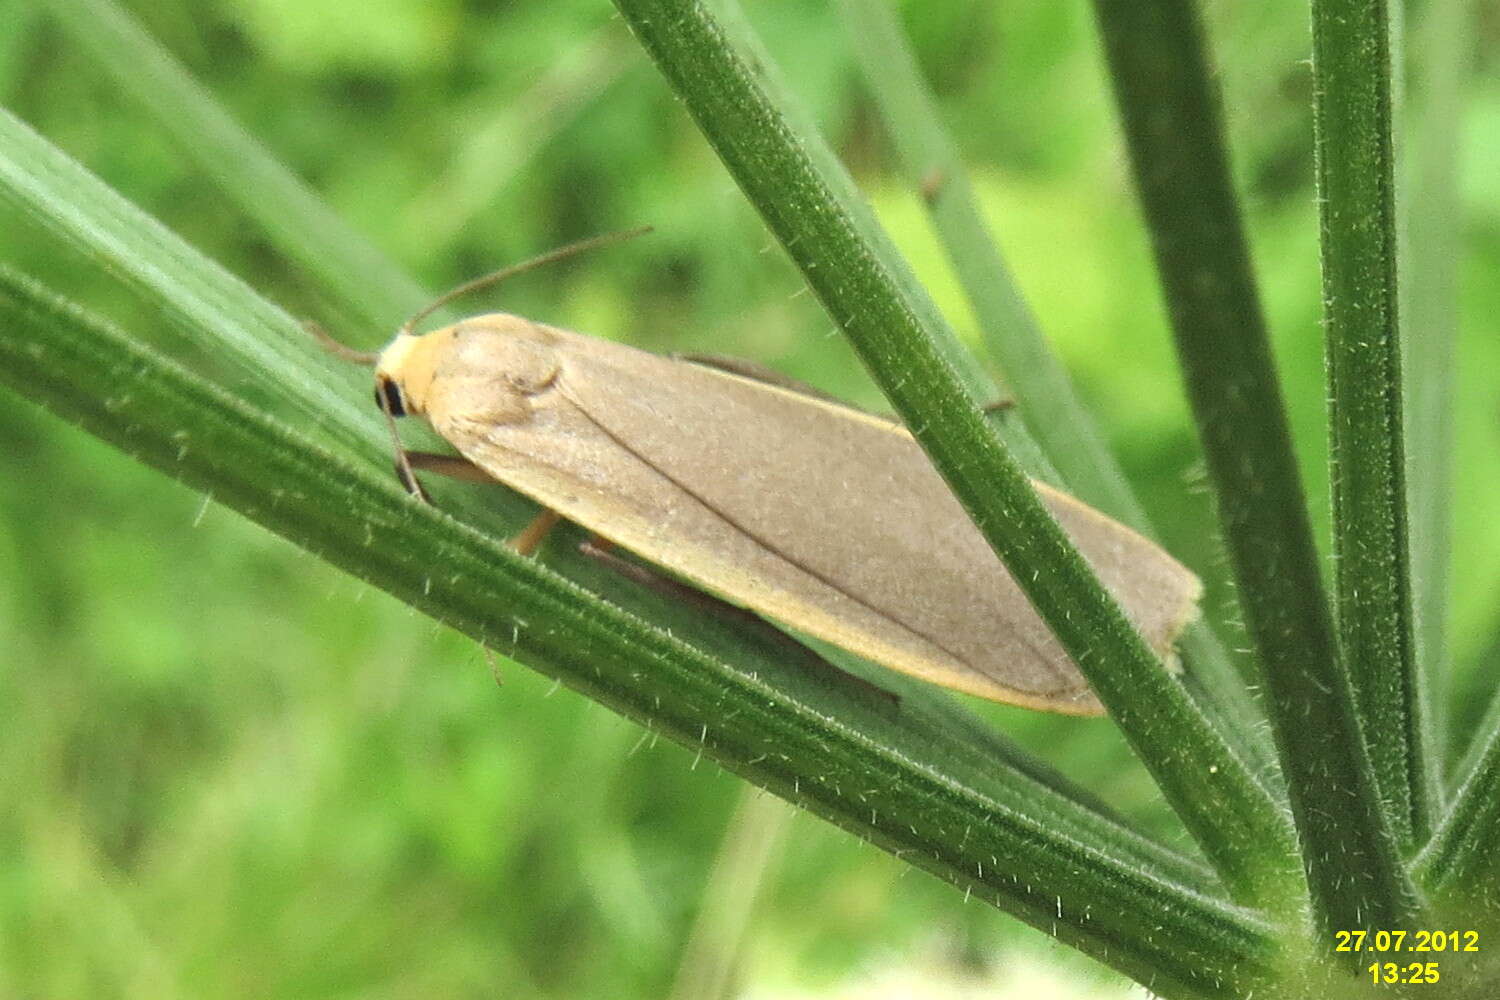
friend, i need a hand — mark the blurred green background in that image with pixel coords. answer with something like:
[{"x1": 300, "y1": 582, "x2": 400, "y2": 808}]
[{"x1": 1, "y1": 0, "x2": 1497, "y2": 996}]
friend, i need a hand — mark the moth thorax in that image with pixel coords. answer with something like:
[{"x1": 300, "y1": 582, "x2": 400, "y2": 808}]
[
  {"x1": 447, "y1": 321, "x2": 562, "y2": 397},
  {"x1": 418, "y1": 322, "x2": 562, "y2": 427}
]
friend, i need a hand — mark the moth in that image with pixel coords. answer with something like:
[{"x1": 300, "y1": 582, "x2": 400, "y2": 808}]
[{"x1": 314, "y1": 239, "x2": 1201, "y2": 716}]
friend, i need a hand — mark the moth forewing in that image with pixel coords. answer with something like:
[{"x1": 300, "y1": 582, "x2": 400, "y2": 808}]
[{"x1": 373, "y1": 313, "x2": 1202, "y2": 716}]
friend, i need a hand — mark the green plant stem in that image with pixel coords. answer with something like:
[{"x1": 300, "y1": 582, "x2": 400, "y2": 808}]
[
  {"x1": 1310, "y1": 0, "x2": 1429, "y2": 851},
  {"x1": 1415, "y1": 721, "x2": 1500, "y2": 918},
  {"x1": 1091, "y1": 0, "x2": 1420, "y2": 934},
  {"x1": 834, "y1": 0, "x2": 1137, "y2": 529},
  {"x1": 834, "y1": 0, "x2": 1282, "y2": 802},
  {"x1": 1453, "y1": 621, "x2": 1500, "y2": 787},
  {"x1": 0, "y1": 264, "x2": 1279, "y2": 999},
  {"x1": 610, "y1": 0, "x2": 1302, "y2": 911},
  {"x1": 1403, "y1": 0, "x2": 1467, "y2": 797}
]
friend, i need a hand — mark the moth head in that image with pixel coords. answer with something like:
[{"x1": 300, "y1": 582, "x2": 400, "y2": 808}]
[{"x1": 373, "y1": 331, "x2": 438, "y2": 418}]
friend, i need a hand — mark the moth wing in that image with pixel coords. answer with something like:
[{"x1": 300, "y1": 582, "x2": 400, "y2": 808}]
[{"x1": 438, "y1": 327, "x2": 1198, "y2": 715}]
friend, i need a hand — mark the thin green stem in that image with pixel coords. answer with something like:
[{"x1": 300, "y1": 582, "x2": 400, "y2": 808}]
[
  {"x1": 1311, "y1": 0, "x2": 1428, "y2": 852},
  {"x1": 1415, "y1": 719, "x2": 1500, "y2": 919},
  {"x1": 835, "y1": 0, "x2": 1283, "y2": 804},
  {"x1": 1453, "y1": 621, "x2": 1500, "y2": 786},
  {"x1": 834, "y1": 0, "x2": 1137, "y2": 524},
  {"x1": 1092, "y1": 0, "x2": 1419, "y2": 934}
]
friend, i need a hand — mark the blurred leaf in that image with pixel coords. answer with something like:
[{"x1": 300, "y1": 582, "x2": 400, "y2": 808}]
[
  {"x1": 1402, "y1": 0, "x2": 1468, "y2": 796},
  {"x1": 225, "y1": 0, "x2": 453, "y2": 75}
]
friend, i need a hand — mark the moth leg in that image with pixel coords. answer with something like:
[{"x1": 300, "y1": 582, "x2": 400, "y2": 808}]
[
  {"x1": 580, "y1": 532, "x2": 790, "y2": 630},
  {"x1": 577, "y1": 536, "x2": 900, "y2": 711},
  {"x1": 403, "y1": 451, "x2": 497, "y2": 484},
  {"x1": 578, "y1": 535, "x2": 667, "y2": 592},
  {"x1": 395, "y1": 449, "x2": 500, "y2": 504},
  {"x1": 398, "y1": 453, "x2": 558, "y2": 556},
  {"x1": 511, "y1": 509, "x2": 563, "y2": 557},
  {"x1": 391, "y1": 454, "x2": 432, "y2": 503}
]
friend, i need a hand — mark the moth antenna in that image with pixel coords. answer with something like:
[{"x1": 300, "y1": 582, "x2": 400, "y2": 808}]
[
  {"x1": 304, "y1": 319, "x2": 380, "y2": 365},
  {"x1": 400, "y1": 225, "x2": 653, "y2": 335}
]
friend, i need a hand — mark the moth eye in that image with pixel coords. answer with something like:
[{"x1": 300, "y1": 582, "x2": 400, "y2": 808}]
[{"x1": 374, "y1": 380, "x2": 406, "y2": 417}]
